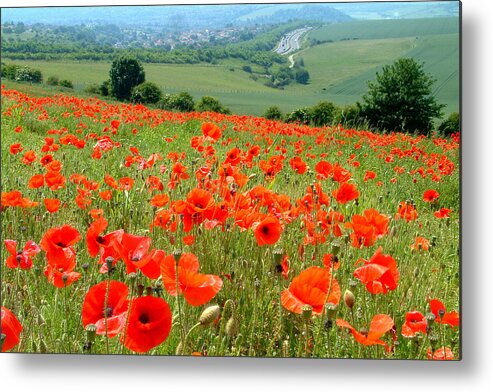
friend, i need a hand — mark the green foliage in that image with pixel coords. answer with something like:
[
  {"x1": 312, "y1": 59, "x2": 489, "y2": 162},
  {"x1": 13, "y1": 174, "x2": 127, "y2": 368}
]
[
  {"x1": 99, "y1": 80, "x2": 112, "y2": 97},
  {"x1": 295, "y1": 68, "x2": 310, "y2": 84},
  {"x1": 285, "y1": 107, "x2": 312, "y2": 125},
  {"x1": 310, "y1": 101, "x2": 337, "y2": 126},
  {"x1": 46, "y1": 75, "x2": 59, "y2": 86},
  {"x1": 335, "y1": 104, "x2": 366, "y2": 129},
  {"x1": 59, "y1": 79, "x2": 74, "y2": 89},
  {"x1": 158, "y1": 92, "x2": 195, "y2": 112},
  {"x1": 14, "y1": 66, "x2": 43, "y2": 83},
  {"x1": 242, "y1": 65, "x2": 252, "y2": 73},
  {"x1": 263, "y1": 106, "x2": 283, "y2": 120},
  {"x1": 109, "y1": 56, "x2": 145, "y2": 101},
  {"x1": 437, "y1": 112, "x2": 460, "y2": 136},
  {"x1": 360, "y1": 58, "x2": 444, "y2": 134},
  {"x1": 130, "y1": 81, "x2": 163, "y2": 104},
  {"x1": 1, "y1": 63, "x2": 19, "y2": 80},
  {"x1": 196, "y1": 96, "x2": 231, "y2": 114}
]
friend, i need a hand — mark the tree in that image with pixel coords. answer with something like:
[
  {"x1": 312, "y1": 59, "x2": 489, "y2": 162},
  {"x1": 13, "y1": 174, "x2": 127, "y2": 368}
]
[
  {"x1": 196, "y1": 96, "x2": 230, "y2": 114},
  {"x1": 263, "y1": 106, "x2": 283, "y2": 120},
  {"x1": 130, "y1": 82, "x2": 162, "y2": 104},
  {"x1": 360, "y1": 58, "x2": 444, "y2": 134},
  {"x1": 109, "y1": 56, "x2": 145, "y2": 101},
  {"x1": 310, "y1": 101, "x2": 337, "y2": 126},
  {"x1": 437, "y1": 112, "x2": 460, "y2": 136},
  {"x1": 295, "y1": 68, "x2": 310, "y2": 84}
]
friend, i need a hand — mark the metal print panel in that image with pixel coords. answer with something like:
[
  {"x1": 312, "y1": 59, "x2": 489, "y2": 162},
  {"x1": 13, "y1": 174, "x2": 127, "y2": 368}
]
[{"x1": 0, "y1": 0, "x2": 460, "y2": 359}]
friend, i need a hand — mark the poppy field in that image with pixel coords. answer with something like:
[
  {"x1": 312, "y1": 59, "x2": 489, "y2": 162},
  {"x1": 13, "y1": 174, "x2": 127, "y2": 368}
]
[{"x1": 0, "y1": 86, "x2": 460, "y2": 359}]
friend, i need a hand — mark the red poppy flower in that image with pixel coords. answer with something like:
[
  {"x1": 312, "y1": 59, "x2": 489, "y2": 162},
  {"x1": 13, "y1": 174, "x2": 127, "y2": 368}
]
[
  {"x1": 44, "y1": 198, "x2": 61, "y2": 213},
  {"x1": 4, "y1": 239, "x2": 41, "y2": 270},
  {"x1": 150, "y1": 193, "x2": 170, "y2": 207},
  {"x1": 131, "y1": 249, "x2": 164, "y2": 279},
  {"x1": 104, "y1": 174, "x2": 119, "y2": 190},
  {"x1": 332, "y1": 182, "x2": 359, "y2": 204},
  {"x1": 182, "y1": 188, "x2": 215, "y2": 232},
  {"x1": 396, "y1": 201, "x2": 418, "y2": 222},
  {"x1": 119, "y1": 177, "x2": 134, "y2": 191},
  {"x1": 183, "y1": 235, "x2": 195, "y2": 245},
  {"x1": 9, "y1": 143, "x2": 23, "y2": 155},
  {"x1": 315, "y1": 160, "x2": 333, "y2": 180},
  {"x1": 82, "y1": 281, "x2": 129, "y2": 337},
  {"x1": 346, "y1": 208, "x2": 389, "y2": 248},
  {"x1": 202, "y1": 122, "x2": 222, "y2": 141},
  {"x1": 364, "y1": 170, "x2": 376, "y2": 182},
  {"x1": 40, "y1": 224, "x2": 81, "y2": 257},
  {"x1": 336, "y1": 314, "x2": 394, "y2": 351},
  {"x1": 21, "y1": 150, "x2": 37, "y2": 165},
  {"x1": 122, "y1": 296, "x2": 172, "y2": 353},
  {"x1": 289, "y1": 156, "x2": 308, "y2": 174},
  {"x1": 281, "y1": 266, "x2": 341, "y2": 315},
  {"x1": 254, "y1": 215, "x2": 283, "y2": 246},
  {"x1": 427, "y1": 347, "x2": 455, "y2": 360},
  {"x1": 28, "y1": 174, "x2": 45, "y2": 189},
  {"x1": 434, "y1": 208, "x2": 452, "y2": 219},
  {"x1": 115, "y1": 233, "x2": 152, "y2": 274},
  {"x1": 160, "y1": 253, "x2": 223, "y2": 306},
  {"x1": 429, "y1": 299, "x2": 459, "y2": 327},
  {"x1": 411, "y1": 236, "x2": 430, "y2": 252},
  {"x1": 353, "y1": 247, "x2": 399, "y2": 294},
  {"x1": 423, "y1": 189, "x2": 440, "y2": 202},
  {"x1": 99, "y1": 190, "x2": 113, "y2": 200},
  {"x1": 43, "y1": 247, "x2": 81, "y2": 288},
  {"x1": 1, "y1": 307, "x2": 23, "y2": 352},
  {"x1": 401, "y1": 311, "x2": 427, "y2": 338}
]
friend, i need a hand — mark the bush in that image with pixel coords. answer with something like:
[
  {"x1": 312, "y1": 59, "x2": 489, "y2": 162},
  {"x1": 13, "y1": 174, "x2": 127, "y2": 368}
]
[
  {"x1": 242, "y1": 65, "x2": 252, "y2": 73},
  {"x1": 263, "y1": 106, "x2": 283, "y2": 121},
  {"x1": 310, "y1": 101, "x2": 337, "y2": 126},
  {"x1": 59, "y1": 79, "x2": 74, "y2": 89},
  {"x1": 295, "y1": 68, "x2": 310, "y2": 84},
  {"x1": 1, "y1": 63, "x2": 19, "y2": 80},
  {"x1": 335, "y1": 104, "x2": 365, "y2": 129},
  {"x1": 285, "y1": 107, "x2": 312, "y2": 125},
  {"x1": 360, "y1": 58, "x2": 444, "y2": 134},
  {"x1": 46, "y1": 76, "x2": 59, "y2": 86},
  {"x1": 14, "y1": 66, "x2": 43, "y2": 83},
  {"x1": 109, "y1": 56, "x2": 145, "y2": 101},
  {"x1": 158, "y1": 92, "x2": 195, "y2": 112},
  {"x1": 130, "y1": 82, "x2": 163, "y2": 104},
  {"x1": 196, "y1": 96, "x2": 231, "y2": 114},
  {"x1": 437, "y1": 112, "x2": 460, "y2": 136},
  {"x1": 84, "y1": 83, "x2": 100, "y2": 94},
  {"x1": 99, "y1": 80, "x2": 111, "y2": 97}
]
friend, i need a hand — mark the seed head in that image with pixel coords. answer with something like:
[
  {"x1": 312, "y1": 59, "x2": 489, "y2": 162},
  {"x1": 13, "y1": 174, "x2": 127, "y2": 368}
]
[
  {"x1": 344, "y1": 290, "x2": 355, "y2": 310},
  {"x1": 199, "y1": 304, "x2": 220, "y2": 326}
]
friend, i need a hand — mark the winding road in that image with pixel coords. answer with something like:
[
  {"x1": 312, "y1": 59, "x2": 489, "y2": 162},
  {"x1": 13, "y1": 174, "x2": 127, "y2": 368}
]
[{"x1": 273, "y1": 27, "x2": 312, "y2": 68}]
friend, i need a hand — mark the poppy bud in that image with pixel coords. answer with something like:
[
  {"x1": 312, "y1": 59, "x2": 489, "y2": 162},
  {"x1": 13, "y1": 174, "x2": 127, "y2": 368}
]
[
  {"x1": 105, "y1": 256, "x2": 114, "y2": 273},
  {"x1": 153, "y1": 279, "x2": 163, "y2": 294},
  {"x1": 331, "y1": 241, "x2": 341, "y2": 256},
  {"x1": 128, "y1": 272, "x2": 137, "y2": 282},
  {"x1": 344, "y1": 290, "x2": 355, "y2": 310},
  {"x1": 0, "y1": 333, "x2": 5, "y2": 351},
  {"x1": 301, "y1": 305, "x2": 313, "y2": 321},
  {"x1": 225, "y1": 317, "x2": 239, "y2": 337},
  {"x1": 172, "y1": 249, "x2": 182, "y2": 263},
  {"x1": 145, "y1": 286, "x2": 153, "y2": 296},
  {"x1": 137, "y1": 284, "x2": 145, "y2": 297},
  {"x1": 428, "y1": 332, "x2": 439, "y2": 349},
  {"x1": 85, "y1": 324, "x2": 97, "y2": 344},
  {"x1": 272, "y1": 248, "x2": 284, "y2": 266},
  {"x1": 199, "y1": 304, "x2": 220, "y2": 326},
  {"x1": 425, "y1": 312, "x2": 436, "y2": 333},
  {"x1": 325, "y1": 302, "x2": 337, "y2": 321},
  {"x1": 82, "y1": 263, "x2": 89, "y2": 272}
]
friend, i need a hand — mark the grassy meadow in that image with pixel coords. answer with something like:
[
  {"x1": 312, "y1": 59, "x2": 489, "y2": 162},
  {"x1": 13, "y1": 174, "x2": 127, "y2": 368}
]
[{"x1": 1, "y1": 85, "x2": 460, "y2": 358}]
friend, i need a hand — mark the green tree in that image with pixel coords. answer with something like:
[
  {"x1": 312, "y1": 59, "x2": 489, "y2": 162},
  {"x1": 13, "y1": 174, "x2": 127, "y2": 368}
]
[
  {"x1": 109, "y1": 56, "x2": 145, "y2": 101},
  {"x1": 263, "y1": 106, "x2": 283, "y2": 120},
  {"x1": 360, "y1": 58, "x2": 444, "y2": 134},
  {"x1": 130, "y1": 81, "x2": 162, "y2": 104},
  {"x1": 59, "y1": 79, "x2": 74, "y2": 89},
  {"x1": 295, "y1": 68, "x2": 310, "y2": 84},
  {"x1": 46, "y1": 75, "x2": 59, "y2": 86},
  {"x1": 196, "y1": 96, "x2": 231, "y2": 114},
  {"x1": 437, "y1": 112, "x2": 460, "y2": 136},
  {"x1": 310, "y1": 101, "x2": 337, "y2": 126}
]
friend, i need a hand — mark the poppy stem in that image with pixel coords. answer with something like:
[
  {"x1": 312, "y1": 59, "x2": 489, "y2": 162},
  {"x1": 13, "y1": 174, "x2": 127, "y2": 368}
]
[
  {"x1": 104, "y1": 276, "x2": 110, "y2": 354},
  {"x1": 174, "y1": 255, "x2": 186, "y2": 353}
]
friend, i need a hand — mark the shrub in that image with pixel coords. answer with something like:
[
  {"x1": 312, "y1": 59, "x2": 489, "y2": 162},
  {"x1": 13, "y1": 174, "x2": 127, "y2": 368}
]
[
  {"x1": 84, "y1": 83, "x2": 100, "y2": 94},
  {"x1": 158, "y1": 92, "x2": 195, "y2": 112},
  {"x1": 109, "y1": 56, "x2": 145, "y2": 101},
  {"x1": 130, "y1": 82, "x2": 163, "y2": 104},
  {"x1": 1, "y1": 63, "x2": 19, "y2": 80},
  {"x1": 242, "y1": 65, "x2": 252, "y2": 73},
  {"x1": 437, "y1": 112, "x2": 460, "y2": 136},
  {"x1": 99, "y1": 80, "x2": 112, "y2": 97},
  {"x1": 196, "y1": 96, "x2": 231, "y2": 114},
  {"x1": 310, "y1": 101, "x2": 337, "y2": 126},
  {"x1": 295, "y1": 68, "x2": 310, "y2": 84},
  {"x1": 263, "y1": 106, "x2": 283, "y2": 121},
  {"x1": 14, "y1": 66, "x2": 43, "y2": 83},
  {"x1": 285, "y1": 107, "x2": 312, "y2": 125},
  {"x1": 46, "y1": 76, "x2": 59, "y2": 86},
  {"x1": 59, "y1": 79, "x2": 74, "y2": 89}
]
